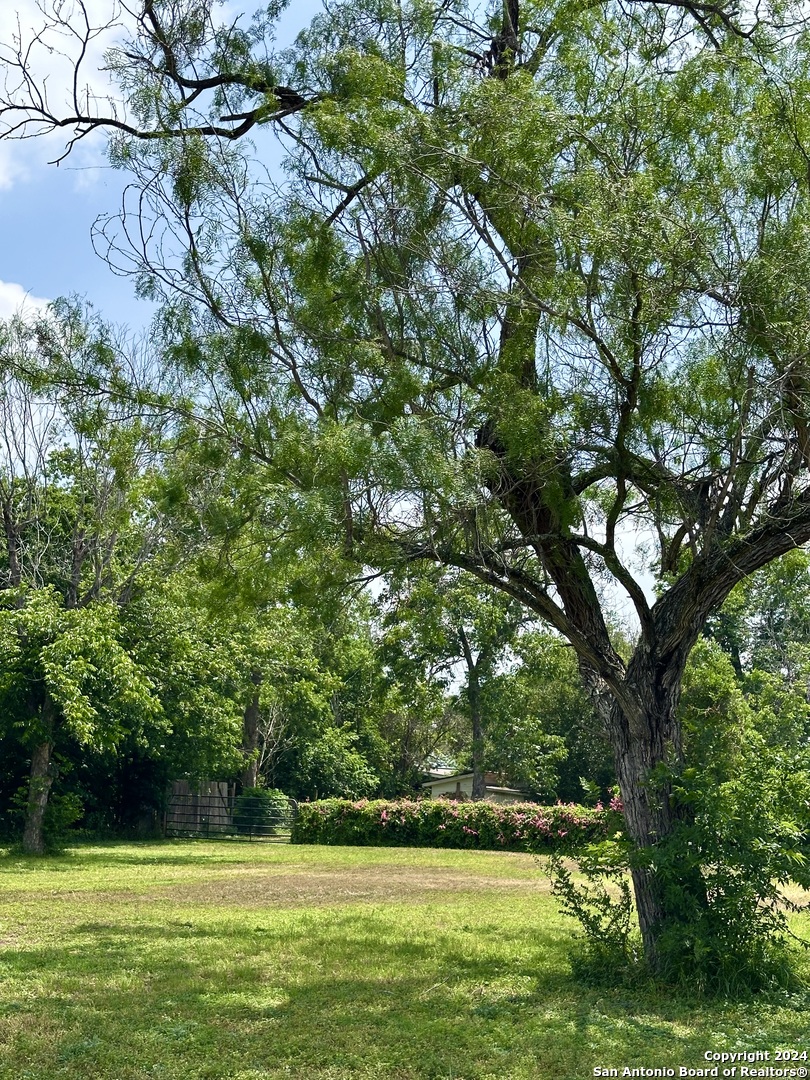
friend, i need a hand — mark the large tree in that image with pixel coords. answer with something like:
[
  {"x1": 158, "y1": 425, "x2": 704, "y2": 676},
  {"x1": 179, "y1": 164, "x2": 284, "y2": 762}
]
[
  {"x1": 0, "y1": 308, "x2": 248, "y2": 851},
  {"x1": 0, "y1": 308, "x2": 172, "y2": 852},
  {"x1": 5, "y1": 0, "x2": 810, "y2": 973}
]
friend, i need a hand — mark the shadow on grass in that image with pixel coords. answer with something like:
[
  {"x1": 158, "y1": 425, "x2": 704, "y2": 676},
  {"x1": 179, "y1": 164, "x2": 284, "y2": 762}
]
[{"x1": 2, "y1": 910, "x2": 805, "y2": 1080}]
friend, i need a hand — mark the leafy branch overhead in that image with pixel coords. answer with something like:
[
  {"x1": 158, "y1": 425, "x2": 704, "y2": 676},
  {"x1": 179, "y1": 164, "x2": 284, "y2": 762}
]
[{"x1": 0, "y1": 0, "x2": 320, "y2": 162}]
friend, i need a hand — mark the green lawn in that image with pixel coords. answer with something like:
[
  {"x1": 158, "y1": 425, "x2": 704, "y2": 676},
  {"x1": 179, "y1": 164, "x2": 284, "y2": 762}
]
[{"x1": 0, "y1": 841, "x2": 807, "y2": 1080}]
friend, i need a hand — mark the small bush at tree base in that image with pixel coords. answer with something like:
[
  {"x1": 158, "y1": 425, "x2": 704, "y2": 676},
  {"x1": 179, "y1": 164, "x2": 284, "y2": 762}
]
[
  {"x1": 291, "y1": 797, "x2": 620, "y2": 852},
  {"x1": 549, "y1": 843, "x2": 644, "y2": 987},
  {"x1": 551, "y1": 829, "x2": 809, "y2": 997}
]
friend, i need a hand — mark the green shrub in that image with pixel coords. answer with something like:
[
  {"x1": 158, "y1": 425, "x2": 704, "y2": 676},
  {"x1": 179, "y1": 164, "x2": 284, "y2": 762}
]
[
  {"x1": 549, "y1": 840, "x2": 643, "y2": 987},
  {"x1": 7, "y1": 787, "x2": 84, "y2": 854},
  {"x1": 291, "y1": 797, "x2": 621, "y2": 852},
  {"x1": 233, "y1": 787, "x2": 291, "y2": 836}
]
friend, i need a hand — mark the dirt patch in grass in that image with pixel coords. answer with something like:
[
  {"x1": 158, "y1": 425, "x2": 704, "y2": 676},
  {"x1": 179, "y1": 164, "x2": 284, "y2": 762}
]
[
  {"x1": 7, "y1": 864, "x2": 807, "y2": 922},
  {"x1": 144, "y1": 864, "x2": 556, "y2": 907},
  {"x1": 1, "y1": 863, "x2": 554, "y2": 909},
  {"x1": 128, "y1": 861, "x2": 810, "y2": 914},
  {"x1": 0, "y1": 853, "x2": 633, "y2": 911}
]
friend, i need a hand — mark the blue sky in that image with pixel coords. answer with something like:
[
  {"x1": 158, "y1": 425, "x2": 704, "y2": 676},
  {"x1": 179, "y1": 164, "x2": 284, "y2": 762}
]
[{"x1": 0, "y1": 1, "x2": 324, "y2": 330}]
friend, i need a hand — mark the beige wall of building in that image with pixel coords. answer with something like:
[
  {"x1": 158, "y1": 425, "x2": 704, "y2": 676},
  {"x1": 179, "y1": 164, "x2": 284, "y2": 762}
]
[{"x1": 421, "y1": 773, "x2": 531, "y2": 804}]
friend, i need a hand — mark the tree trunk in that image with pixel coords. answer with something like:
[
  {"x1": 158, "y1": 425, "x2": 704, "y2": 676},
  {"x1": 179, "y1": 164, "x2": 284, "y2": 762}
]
[
  {"x1": 1, "y1": 498, "x2": 22, "y2": 589},
  {"x1": 610, "y1": 713, "x2": 675, "y2": 968},
  {"x1": 604, "y1": 655, "x2": 706, "y2": 972},
  {"x1": 469, "y1": 667, "x2": 486, "y2": 800},
  {"x1": 22, "y1": 694, "x2": 56, "y2": 856},
  {"x1": 458, "y1": 626, "x2": 487, "y2": 800},
  {"x1": 240, "y1": 670, "x2": 263, "y2": 790}
]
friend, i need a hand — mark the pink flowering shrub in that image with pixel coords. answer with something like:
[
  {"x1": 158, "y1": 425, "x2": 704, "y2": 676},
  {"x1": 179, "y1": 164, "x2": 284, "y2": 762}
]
[{"x1": 291, "y1": 798, "x2": 623, "y2": 852}]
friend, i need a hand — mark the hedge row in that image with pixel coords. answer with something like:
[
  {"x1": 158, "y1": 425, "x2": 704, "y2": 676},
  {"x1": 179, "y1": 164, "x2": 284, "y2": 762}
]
[{"x1": 290, "y1": 797, "x2": 623, "y2": 852}]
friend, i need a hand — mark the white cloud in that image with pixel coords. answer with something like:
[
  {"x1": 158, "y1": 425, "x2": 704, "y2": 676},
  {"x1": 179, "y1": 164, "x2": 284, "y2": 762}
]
[
  {"x1": 0, "y1": 2, "x2": 121, "y2": 190},
  {"x1": 0, "y1": 280, "x2": 49, "y2": 320}
]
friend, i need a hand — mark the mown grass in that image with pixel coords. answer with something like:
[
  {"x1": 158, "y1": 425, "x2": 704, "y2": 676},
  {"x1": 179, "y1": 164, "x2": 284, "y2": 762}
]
[{"x1": 0, "y1": 841, "x2": 808, "y2": 1080}]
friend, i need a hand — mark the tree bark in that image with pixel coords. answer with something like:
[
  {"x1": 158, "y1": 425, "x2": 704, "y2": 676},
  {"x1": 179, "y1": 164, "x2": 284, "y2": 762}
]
[
  {"x1": 458, "y1": 626, "x2": 487, "y2": 800},
  {"x1": 609, "y1": 701, "x2": 676, "y2": 968},
  {"x1": 598, "y1": 644, "x2": 707, "y2": 971},
  {"x1": 22, "y1": 693, "x2": 56, "y2": 856},
  {"x1": 469, "y1": 667, "x2": 486, "y2": 801},
  {"x1": 240, "y1": 669, "x2": 263, "y2": 790}
]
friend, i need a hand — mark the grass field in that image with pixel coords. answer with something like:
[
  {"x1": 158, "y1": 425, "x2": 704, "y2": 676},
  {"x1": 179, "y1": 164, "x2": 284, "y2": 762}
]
[{"x1": 0, "y1": 841, "x2": 808, "y2": 1080}]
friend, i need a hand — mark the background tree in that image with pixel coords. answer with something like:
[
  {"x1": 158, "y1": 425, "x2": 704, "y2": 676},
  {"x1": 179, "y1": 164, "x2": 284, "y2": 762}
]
[
  {"x1": 5, "y1": 0, "x2": 810, "y2": 977},
  {"x1": 0, "y1": 309, "x2": 253, "y2": 848},
  {"x1": 706, "y1": 549, "x2": 810, "y2": 685},
  {"x1": 482, "y1": 630, "x2": 613, "y2": 801},
  {"x1": 0, "y1": 309, "x2": 169, "y2": 852},
  {"x1": 381, "y1": 568, "x2": 527, "y2": 798},
  {"x1": 0, "y1": 588, "x2": 161, "y2": 853}
]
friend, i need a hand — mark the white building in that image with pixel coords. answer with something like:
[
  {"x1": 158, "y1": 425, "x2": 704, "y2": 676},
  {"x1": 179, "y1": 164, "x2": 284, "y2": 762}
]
[{"x1": 421, "y1": 771, "x2": 532, "y2": 804}]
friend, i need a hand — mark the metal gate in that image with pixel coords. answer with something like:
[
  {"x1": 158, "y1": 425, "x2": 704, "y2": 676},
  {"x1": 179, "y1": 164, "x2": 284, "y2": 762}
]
[{"x1": 164, "y1": 781, "x2": 297, "y2": 841}]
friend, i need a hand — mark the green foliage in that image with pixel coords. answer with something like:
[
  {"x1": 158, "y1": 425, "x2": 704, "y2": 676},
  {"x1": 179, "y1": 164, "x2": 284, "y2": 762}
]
[
  {"x1": 8, "y1": 788, "x2": 84, "y2": 854},
  {"x1": 707, "y1": 549, "x2": 810, "y2": 683},
  {"x1": 293, "y1": 727, "x2": 379, "y2": 800},
  {"x1": 481, "y1": 631, "x2": 613, "y2": 800},
  {"x1": 122, "y1": 575, "x2": 255, "y2": 783},
  {"x1": 647, "y1": 641, "x2": 810, "y2": 993},
  {"x1": 232, "y1": 786, "x2": 291, "y2": 836},
  {"x1": 292, "y1": 797, "x2": 620, "y2": 853},
  {"x1": 550, "y1": 843, "x2": 642, "y2": 986},
  {"x1": 378, "y1": 573, "x2": 598, "y2": 797},
  {"x1": 0, "y1": 586, "x2": 161, "y2": 751}
]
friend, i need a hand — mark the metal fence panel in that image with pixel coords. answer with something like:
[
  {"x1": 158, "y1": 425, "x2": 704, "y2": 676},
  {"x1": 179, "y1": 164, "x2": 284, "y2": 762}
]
[{"x1": 165, "y1": 784, "x2": 296, "y2": 841}]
